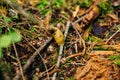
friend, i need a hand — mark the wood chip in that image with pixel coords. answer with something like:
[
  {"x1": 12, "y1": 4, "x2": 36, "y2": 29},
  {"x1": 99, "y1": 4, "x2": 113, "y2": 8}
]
[{"x1": 74, "y1": 60, "x2": 92, "y2": 79}]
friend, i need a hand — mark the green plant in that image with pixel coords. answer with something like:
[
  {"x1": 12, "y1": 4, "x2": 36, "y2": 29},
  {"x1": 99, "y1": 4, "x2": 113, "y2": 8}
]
[
  {"x1": 77, "y1": 0, "x2": 92, "y2": 8},
  {"x1": 37, "y1": 0, "x2": 49, "y2": 10},
  {"x1": 6, "y1": 17, "x2": 12, "y2": 23},
  {"x1": 0, "y1": 27, "x2": 2, "y2": 33},
  {"x1": 30, "y1": 27, "x2": 37, "y2": 32},
  {"x1": 69, "y1": 77, "x2": 74, "y2": 80},
  {"x1": 109, "y1": 55, "x2": 120, "y2": 66},
  {"x1": 37, "y1": 0, "x2": 50, "y2": 15},
  {"x1": 0, "y1": 31, "x2": 22, "y2": 58},
  {"x1": 89, "y1": 35, "x2": 102, "y2": 42},
  {"x1": 0, "y1": 61, "x2": 12, "y2": 79},
  {"x1": 99, "y1": 1, "x2": 114, "y2": 16},
  {"x1": 0, "y1": 62, "x2": 11, "y2": 72},
  {"x1": 52, "y1": 0, "x2": 64, "y2": 8},
  {"x1": 37, "y1": 0, "x2": 65, "y2": 15}
]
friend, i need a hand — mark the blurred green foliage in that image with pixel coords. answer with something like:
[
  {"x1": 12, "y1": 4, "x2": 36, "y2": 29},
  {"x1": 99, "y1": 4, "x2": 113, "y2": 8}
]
[
  {"x1": 37, "y1": 0, "x2": 49, "y2": 10},
  {"x1": 78, "y1": 0, "x2": 92, "y2": 8},
  {"x1": 99, "y1": 1, "x2": 114, "y2": 16},
  {"x1": 52, "y1": 0, "x2": 64, "y2": 8},
  {"x1": 109, "y1": 54, "x2": 120, "y2": 66},
  {"x1": 0, "y1": 31, "x2": 22, "y2": 58}
]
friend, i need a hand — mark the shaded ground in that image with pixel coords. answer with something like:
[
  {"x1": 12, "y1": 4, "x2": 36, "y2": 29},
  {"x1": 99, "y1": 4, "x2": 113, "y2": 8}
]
[{"x1": 0, "y1": 0, "x2": 120, "y2": 80}]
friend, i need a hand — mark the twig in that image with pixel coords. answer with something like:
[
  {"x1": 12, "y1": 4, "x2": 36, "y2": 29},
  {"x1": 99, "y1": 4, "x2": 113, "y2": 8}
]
[
  {"x1": 61, "y1": 38, "x2": 86, "y2": 62},
  {"x1": 13, "y1": 37, "x2": 53, "y2": 80},
  {"x1": 2, "y1": 71, "x2": 10, "y2": 80},
  {"x1": 60, "y1": 22, "x2": 86, "y2": 62},
  {"x1": 71, "y1": 21, "x2": 86, "y2": 51},
  {"x1": 23, "y1": 37, "x2": 50, "y2": 80},
  {"x1": 52, "y1": 21, "x2": 71, "y2": 80},
  {"x1": 71, "y1": 21, "x2": 86, "y2": 53},
  {"x1": 66, "y1": 40, "x2": 86, "y2": 60},
  {"x1": 13, "y1": 43, "x2": 26, "y2": 80},
  {"x1": 75, "y1": 60, "x2": 92, "y2": 79},
  {"x1": 73, "y1": 15, "x2": 86, "y2": 24},
  {"x1": 38, "y1": 65, "x2": 59, "y2": 78},
  {"x1": 71, "y1": 22, "x2": 82, "y2": 39},
  {"x1": 106, "y1": 25, "x2": 120, "y2": 44},
  {"x1": 2, "y1": 12, "x2": 25, "y2": 80}
]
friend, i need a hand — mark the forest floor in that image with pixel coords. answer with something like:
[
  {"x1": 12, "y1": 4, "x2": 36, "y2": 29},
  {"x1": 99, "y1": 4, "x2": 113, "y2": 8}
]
[{"x1": 0, "y1": 0, "x2": 120, "y2": 80}]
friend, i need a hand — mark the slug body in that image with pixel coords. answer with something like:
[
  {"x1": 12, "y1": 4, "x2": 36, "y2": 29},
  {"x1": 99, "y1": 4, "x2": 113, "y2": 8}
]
[{"x1": 49, "y1": 26, "x2": 64, "y2": 45}]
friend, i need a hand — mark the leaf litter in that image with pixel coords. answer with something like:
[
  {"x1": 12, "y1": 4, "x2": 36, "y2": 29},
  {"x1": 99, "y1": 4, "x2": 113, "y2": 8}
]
[{"x1": 0, "y1": 0, "x2": 120, "y2": 80}]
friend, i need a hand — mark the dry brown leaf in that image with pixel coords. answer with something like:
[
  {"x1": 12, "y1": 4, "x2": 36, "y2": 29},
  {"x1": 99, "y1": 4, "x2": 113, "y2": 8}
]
[{"x1": 82, "y1": 28, "x2": 89, "y2": 40}]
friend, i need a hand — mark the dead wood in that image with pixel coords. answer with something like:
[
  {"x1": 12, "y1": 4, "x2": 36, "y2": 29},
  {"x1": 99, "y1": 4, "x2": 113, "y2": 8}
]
[{"x1": 13, "y1": 37, "x2": 53, "y2": 80}]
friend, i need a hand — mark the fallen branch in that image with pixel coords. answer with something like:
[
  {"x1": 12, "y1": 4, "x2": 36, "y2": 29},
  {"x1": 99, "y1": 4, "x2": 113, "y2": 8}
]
[
  {"x1": 60, "y1": 21, "x2": 86, "y2": 63},
  {"x1": 52, "y1": 21, "x2": 71, "y2": 80},
  {"x1": 38, "y1": 66, "x2": 59, "y2": 79},
  {"x1": 13, "y1": 37, "x2": 53, "y2": 80},
  {"x1": 13, "y1": 43, "x2": 25, "y2": 80},
  {"x1": 61, "y1": 36, "x2": 86, "y2": 63},
  {"x1": 106, "y1": 25, "x2": 120, "y2": 43}
]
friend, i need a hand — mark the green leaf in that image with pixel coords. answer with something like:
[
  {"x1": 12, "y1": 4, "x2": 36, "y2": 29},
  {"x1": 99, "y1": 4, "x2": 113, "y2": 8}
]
[
  {"x1": 0, "y1": 16, "x2": 3, "y2": 19},
  {"x1": 9, "y1": 32, "x2": 22, "y2": 43},
  {"x1": 30, "y1": 27, "x2": 37, "y2": 32},
  {"x1": 40, "y1": 9, "x2": 49, "y2": 15},
  {"x1": 53, "y1": 0, "x2": 63, "y2": 8},
  {"x1": 109, "y1": 55, "x2": 120, "y2": 66},
  {"x1": 79, "y1": 0, "x2": 92, "y2": 8},
  {"x1": 69, "y1": 77, "x2": 74, "y2": 80},
  {"x1": 6, "y1": 17, "x2": 12, "y2": 23},
  {"x1": 91, "y1": 36, "x2": 102, "y2": 42},
  {"x1": 0, "y1": 27, "x2": 2, "y2": 33},
  {"x1": 109, "y1": 55, "x2": 120, "y2": 60},
  {"x1": 21, "y1": 61, "x2": 26, "y2": 65},
  {"x1": 0, "y1": 48, "x2": 3, "y2": 58},
  {"x1": 109, "y1": 55, "x2": 117, "y2": 60},
  {"x1": 0, "y1": 35, "x2": 11, "y2": 48},
  {"x1": 114, "y1": 60, "x2": 120, "y2": 66},
  {"x1": 99, "y1": 1, "x2": 114, "y2": 15},
  {"x1": 37, "y1": 0, "x2": 49, "y2": 9}
]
